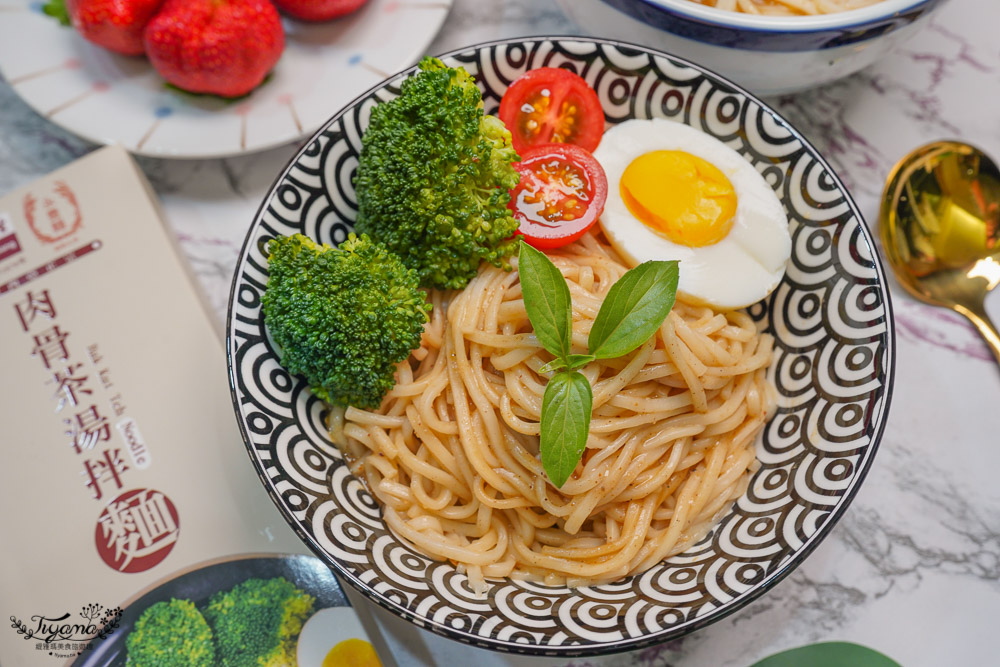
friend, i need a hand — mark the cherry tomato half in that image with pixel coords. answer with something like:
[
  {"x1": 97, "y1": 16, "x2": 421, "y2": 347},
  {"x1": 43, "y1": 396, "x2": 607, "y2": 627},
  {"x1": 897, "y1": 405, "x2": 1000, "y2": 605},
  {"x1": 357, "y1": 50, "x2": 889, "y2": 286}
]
[
  {"x1": 509, "y1": 143, "x2": 608, "y2": 250},
  {"x1": 499, "y1": 67, "x2": 604, "y2": 154}
]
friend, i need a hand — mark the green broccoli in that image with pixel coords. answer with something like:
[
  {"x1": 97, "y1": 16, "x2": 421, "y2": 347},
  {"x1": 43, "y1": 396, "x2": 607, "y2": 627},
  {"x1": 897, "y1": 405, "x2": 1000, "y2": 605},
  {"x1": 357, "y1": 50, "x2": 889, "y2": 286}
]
[
  {"x1": 354, "y1": 56, "x2": 521, "y2": 289},
  {"x1": 201, "y1": 577, "x2": 315, "y2": 667},
  {"x1": 125, "y1": 599, "x2": 215, "y2": 667},
  {"x1": 261, "y1": 232, "x2": 431, "y2": 409}
]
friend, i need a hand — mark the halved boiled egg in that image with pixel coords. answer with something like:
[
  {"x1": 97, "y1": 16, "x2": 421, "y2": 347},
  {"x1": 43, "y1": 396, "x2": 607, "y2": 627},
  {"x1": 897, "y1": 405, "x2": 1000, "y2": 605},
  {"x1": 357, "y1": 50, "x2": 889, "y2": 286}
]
[
  {"x1": 296, "y1": 607, "x2": 383, "y2": 667},
  {"x1": 593, "y1": 118, "x2": 791, "y2": 310}
]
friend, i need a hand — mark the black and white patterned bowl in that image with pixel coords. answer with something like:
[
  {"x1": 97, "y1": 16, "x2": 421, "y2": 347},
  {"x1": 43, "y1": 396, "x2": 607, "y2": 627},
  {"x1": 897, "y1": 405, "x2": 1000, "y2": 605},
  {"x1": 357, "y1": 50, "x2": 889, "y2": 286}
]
[{"x1": 226, "y1": 37, "x2": 895, "y2": 656}]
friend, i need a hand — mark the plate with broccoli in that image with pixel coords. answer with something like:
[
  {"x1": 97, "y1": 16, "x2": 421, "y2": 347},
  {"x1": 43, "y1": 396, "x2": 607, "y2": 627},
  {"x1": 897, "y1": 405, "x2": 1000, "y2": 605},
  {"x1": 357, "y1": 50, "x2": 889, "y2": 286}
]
[{"x1": 71, "y1": 553, "x2": 382, "y2": 667}]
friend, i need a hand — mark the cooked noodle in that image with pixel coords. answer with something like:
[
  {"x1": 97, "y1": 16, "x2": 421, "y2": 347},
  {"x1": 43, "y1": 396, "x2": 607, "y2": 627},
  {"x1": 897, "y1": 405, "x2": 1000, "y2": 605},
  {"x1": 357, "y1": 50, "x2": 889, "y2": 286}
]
[
  {"x1": 331, "y1": 233, "x2": 775, "y2": 589},
  {"x1": 690, "y1": 0, "x2": 884, "y2": 16}
]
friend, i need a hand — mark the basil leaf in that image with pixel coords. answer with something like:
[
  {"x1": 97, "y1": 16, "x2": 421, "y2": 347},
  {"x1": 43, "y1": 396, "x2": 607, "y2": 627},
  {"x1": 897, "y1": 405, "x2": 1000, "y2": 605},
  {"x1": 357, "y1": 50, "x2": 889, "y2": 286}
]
[
  {"x1": 540, "y1": 370, "x2": 593, "y2": 488},
  {"x1": 518, "y1": 240, "x2": 573, "y2": 362},
  {"x1": 588, "y1": 260, "x2": 679, "y2": 359},
  {"x1": 538, "y1": 358, "x2": 567, "y2": 374},
  {"x1": 564, "y1": 353, "x2": 596, "y2": 370},
  {"x1": 539, "y1": 354, "x2": 593, "y2": 374}
]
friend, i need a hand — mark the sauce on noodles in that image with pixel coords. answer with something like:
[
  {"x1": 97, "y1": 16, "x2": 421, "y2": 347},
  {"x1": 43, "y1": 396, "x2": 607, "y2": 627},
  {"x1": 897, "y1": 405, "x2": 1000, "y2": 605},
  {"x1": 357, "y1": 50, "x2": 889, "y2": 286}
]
[
  {"x1": 688, "y1": 0, "x2": 884, "y2": 16},
  {"x1": 330, "y1": 232, "x2": 775, "y2": 589}
]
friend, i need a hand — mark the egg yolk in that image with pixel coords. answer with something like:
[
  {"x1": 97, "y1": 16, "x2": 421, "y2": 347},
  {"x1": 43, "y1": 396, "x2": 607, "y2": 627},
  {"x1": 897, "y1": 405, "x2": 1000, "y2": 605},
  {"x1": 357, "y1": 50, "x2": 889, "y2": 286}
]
[
  {"x1": 322, "y1": 638, "x2": 382, "y2": 667},
  {"x1": 620, "y1": 150, "x2": 737, "y2": 247}
]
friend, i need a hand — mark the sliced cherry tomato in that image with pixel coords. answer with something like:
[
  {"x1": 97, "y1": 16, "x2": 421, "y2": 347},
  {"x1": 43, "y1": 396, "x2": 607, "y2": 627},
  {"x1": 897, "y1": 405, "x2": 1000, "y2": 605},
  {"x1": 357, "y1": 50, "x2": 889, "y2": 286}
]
[
  {"x1": 499, "y1": 67, "x2": 604, "y2": 154},
  {"x1": 509, "y1": 143, "x2": 608, "y2": 250}
]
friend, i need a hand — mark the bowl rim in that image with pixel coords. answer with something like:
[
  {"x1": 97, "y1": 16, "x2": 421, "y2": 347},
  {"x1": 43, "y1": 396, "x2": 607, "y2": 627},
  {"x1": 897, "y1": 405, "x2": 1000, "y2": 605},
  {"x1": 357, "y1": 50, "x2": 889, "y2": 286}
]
[
  {"x1": 225, "y1": 34, "x2": 897, "y2": 656},
  {"x1": 623, "y1": 0, "x2": 937, "y2": 32}
]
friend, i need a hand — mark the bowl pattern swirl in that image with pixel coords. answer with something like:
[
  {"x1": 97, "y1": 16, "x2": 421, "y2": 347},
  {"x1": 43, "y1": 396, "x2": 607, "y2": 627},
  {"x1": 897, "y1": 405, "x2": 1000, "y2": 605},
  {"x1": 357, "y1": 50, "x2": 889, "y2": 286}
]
[{"x1": 227, "y1": 38, "x2": 894, "y2": 655}]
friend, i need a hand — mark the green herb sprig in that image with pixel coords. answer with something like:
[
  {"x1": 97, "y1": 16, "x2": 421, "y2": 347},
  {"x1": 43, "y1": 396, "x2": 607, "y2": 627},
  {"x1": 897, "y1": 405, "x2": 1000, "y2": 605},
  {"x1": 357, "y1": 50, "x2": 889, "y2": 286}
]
[{"x1": 518, "y1": 240, "x2": 679, "y2": 488}]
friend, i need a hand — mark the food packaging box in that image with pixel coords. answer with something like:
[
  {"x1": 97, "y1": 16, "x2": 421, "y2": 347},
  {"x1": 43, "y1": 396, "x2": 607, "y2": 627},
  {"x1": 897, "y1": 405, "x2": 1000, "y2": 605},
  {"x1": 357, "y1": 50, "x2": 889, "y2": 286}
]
[{"x1": 0, "y1": 146, "x2": 387, "y2": 667}]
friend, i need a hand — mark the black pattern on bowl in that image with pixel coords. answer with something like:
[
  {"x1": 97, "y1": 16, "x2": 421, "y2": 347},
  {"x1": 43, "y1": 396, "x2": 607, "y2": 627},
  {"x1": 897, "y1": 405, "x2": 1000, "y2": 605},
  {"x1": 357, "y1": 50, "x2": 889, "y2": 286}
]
[{"x1": 226, "y1": 37, "x2": 895, "y2": 656}]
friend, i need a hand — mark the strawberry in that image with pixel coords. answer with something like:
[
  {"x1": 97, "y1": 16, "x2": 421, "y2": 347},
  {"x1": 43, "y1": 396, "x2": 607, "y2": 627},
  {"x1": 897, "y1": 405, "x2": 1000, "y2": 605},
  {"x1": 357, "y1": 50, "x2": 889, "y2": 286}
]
[
  {"x1": 271, "y1": 0, "x2": 369, "y2": 22},
  {"x1": 66, "y1": 0, "x2": 165, "y2": 55},
  {"x1": 143, "y1": 0, "x2": 284, "y2": 98}
]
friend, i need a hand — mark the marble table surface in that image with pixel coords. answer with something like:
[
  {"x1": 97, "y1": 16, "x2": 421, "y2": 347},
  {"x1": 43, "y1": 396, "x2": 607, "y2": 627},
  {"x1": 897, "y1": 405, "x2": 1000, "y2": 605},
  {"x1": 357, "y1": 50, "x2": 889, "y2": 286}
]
[{"x1": 1, "y1": 0, "x2": 998, "y2": 665}]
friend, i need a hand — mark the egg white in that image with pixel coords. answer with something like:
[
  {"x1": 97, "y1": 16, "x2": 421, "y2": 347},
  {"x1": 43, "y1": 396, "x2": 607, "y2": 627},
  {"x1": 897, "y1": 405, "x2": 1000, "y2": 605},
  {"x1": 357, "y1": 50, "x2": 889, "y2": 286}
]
[
  {"x1": 593, "y1": 118, "x2": 791, "y2": 310},
  {"x1": 296, "y1": 607, "x2": 376, "y2": 667}
]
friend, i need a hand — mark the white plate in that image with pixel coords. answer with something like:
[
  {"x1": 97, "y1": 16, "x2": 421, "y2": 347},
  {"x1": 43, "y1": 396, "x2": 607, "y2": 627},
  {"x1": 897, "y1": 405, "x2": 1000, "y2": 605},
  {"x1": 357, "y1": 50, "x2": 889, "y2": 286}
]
[{"x1": 0, "y1": 0, "x2": 453, "y2": 158}]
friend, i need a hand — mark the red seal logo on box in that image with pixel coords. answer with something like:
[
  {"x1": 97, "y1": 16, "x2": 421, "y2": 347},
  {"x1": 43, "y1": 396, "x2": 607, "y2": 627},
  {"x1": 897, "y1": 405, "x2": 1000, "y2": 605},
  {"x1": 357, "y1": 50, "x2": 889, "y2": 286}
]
[
  {"x1": 95, "y1": 488, "x2": 179, "y2": 573},
  {"x1": 23, "y1": 180, "x2": 82, "y2": 244}
]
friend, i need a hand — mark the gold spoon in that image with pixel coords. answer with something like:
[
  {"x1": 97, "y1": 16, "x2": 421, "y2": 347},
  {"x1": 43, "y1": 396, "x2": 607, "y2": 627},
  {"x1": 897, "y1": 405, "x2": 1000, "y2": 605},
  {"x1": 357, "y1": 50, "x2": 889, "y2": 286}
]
[{"x1": 879, "y1": 140, "x2": 1000, "y2": 365}]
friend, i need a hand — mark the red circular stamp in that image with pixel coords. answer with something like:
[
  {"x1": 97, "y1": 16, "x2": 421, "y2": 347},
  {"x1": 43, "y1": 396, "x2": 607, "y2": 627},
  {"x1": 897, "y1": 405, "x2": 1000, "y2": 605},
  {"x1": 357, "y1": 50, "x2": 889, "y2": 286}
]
[
  {"x1": 23, "y1": 180, "x2": 82, "y2": 244},
  {"x1": 94, "y1": 488, "x2": 180, "y2": 573}
]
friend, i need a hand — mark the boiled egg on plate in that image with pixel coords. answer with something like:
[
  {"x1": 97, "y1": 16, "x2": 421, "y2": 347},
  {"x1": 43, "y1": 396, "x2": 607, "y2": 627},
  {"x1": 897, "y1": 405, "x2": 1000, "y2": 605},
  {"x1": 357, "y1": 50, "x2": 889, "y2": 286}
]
[
  {"x1": 296, "y1": 607, "x2": 382, "y2": 667},
  {"x1": 593, "y1": 118, "x2": 791, "y2": 310}
]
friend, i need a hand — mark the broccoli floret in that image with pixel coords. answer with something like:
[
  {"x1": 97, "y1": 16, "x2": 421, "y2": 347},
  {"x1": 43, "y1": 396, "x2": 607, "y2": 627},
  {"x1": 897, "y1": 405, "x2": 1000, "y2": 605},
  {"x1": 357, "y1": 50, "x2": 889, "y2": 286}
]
[
  {"x1": 126, "y1": 599, "x2": 215, "y2": 667},
  {"x1": 202, "y1": 577, "x2": 315, "y2": 667},
  {"x1": 354, "y1": 56, "x2": 521, "y2": 289},
  {"x1": 261, "y1": 232, "x2": 431, "y2": 409}
]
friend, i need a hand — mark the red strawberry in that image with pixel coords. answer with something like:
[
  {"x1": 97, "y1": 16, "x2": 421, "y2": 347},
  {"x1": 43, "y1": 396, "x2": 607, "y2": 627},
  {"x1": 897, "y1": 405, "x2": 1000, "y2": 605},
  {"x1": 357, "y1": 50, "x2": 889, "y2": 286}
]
[
  {"x1": 66, "y1": 0, "x2": 165, "y2": 55},
  {"x1": 271, "y1": 0, "x2": 369, "y2": 22},
  {"x1": 143, "y1": 0, "x2": 284, "y2": 98}
]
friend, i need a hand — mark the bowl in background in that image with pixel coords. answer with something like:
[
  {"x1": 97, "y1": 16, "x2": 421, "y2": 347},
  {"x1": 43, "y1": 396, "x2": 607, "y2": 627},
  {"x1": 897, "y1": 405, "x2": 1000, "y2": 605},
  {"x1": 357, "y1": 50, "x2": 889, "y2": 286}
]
[
  {"x1": 555, "y1": 0, "x2": 947, "y2": 95},
  {"x1": 226, "y1": 37, "x2": 895, "y2": 655}
]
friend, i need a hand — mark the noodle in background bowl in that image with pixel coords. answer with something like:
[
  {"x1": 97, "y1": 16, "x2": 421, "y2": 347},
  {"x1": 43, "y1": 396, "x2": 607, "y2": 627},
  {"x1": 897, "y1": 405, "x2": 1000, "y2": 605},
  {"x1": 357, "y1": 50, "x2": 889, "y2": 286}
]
[
  {"x1": 226, "y1": 37, "x2": 895, "y2": 656},
  {"x1": 555, "y1": 0, "x2": 947, "y2": 95}
]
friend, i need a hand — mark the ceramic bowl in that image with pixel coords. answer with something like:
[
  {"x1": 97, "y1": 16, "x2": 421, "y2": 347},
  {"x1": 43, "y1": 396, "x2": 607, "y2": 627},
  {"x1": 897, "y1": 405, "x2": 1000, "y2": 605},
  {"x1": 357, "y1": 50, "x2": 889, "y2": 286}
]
[
  {"x1": 226, "y1": 37, "x2": 895, "y2": 655},
  {"x1": 72, "y1": 555, "x2": 354, "y2": 667},
  {"x1": 555, "y1": 0, "x2": 947, "y2": 95}
]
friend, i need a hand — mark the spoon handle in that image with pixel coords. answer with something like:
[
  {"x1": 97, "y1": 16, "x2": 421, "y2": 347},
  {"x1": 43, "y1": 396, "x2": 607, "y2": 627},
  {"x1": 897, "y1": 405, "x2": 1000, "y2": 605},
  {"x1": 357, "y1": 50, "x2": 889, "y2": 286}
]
[{"x1": 956, "y1": 302, "x2": 1000, "y2": 367}]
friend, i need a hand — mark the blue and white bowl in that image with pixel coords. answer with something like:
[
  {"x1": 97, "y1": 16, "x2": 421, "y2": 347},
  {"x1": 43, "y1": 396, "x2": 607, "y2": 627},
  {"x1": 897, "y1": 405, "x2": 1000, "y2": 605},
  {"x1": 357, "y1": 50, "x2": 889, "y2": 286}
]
[
  {"x1": 227, "y1": 37, "x2": 895, "y2": 655},
  {"x1": 556, "y1": 0, "x2": 947, "y2": 95}
]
